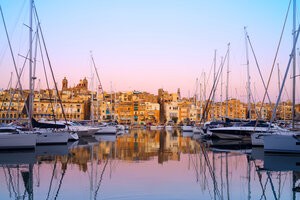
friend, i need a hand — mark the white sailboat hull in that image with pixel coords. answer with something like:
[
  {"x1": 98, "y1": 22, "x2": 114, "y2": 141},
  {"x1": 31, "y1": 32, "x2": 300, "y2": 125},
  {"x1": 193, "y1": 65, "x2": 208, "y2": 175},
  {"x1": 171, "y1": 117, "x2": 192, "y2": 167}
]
[
  {"x1": 35, "y1": 131, "x2": 69, "y2": 144},
  {"x1": 264, "y1": 132, "x2": 300, "y2": 153},
  {"x1": 251, "y1": 132, "x2": 267, "y2": 146},
  {"x1": 0, "y1": 134, "x2": 36, "y2": 150}
]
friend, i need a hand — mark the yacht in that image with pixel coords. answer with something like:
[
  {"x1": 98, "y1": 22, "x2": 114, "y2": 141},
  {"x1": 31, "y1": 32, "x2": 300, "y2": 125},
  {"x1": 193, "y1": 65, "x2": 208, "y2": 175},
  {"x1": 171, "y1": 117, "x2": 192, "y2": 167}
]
[
  {"x1": 31, "y1": 118, "x2": 79, "y2": 142},
  {"x1": 208, "y1": 121, "x2": 283, "y2": 140},
  {"x1": 63, "y1": 121, "x2": 99, "y2": 137},
  {"x1": 95, "y1": 122, "x2": 117, "y2": 134}
]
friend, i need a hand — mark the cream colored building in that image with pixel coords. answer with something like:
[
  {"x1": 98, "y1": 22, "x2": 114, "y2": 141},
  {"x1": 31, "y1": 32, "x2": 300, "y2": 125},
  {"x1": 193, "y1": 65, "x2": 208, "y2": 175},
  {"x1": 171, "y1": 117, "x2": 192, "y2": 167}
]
[{"x1": 164, "y1": 101, "x2": 179, "y2": 123}]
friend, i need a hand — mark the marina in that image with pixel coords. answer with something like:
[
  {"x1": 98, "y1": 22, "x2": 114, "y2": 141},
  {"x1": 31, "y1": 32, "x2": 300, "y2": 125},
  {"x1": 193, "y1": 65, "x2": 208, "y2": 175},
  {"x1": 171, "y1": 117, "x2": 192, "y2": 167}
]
[
  {"x1": 0, "y1": 129, "x2": 300, "y2": 200},
  {"x1": 1, "y1": 0, "x2": 300, "y2": 199}
]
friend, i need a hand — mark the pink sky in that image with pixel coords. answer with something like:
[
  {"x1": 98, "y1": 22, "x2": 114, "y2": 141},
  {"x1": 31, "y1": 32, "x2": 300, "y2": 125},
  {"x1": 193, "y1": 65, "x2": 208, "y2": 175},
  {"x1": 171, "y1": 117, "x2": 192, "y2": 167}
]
[{"x1": 0, "y1": 1, "x2": 299, "y2": 103}]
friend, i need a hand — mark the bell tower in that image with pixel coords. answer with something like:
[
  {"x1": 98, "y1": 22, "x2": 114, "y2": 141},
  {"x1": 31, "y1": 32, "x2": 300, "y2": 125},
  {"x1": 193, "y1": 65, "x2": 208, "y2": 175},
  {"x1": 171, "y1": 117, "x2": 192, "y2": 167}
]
[{"x1": 62, "y1": 77, "x2": 68, "y2": 90}]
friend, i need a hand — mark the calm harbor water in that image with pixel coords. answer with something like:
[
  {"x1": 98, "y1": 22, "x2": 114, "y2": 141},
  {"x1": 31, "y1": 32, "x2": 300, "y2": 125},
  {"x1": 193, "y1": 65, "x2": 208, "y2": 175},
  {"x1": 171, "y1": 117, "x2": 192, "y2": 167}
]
[{"x1": 0, "y1": 129, "x2": 299, "y2": 200}]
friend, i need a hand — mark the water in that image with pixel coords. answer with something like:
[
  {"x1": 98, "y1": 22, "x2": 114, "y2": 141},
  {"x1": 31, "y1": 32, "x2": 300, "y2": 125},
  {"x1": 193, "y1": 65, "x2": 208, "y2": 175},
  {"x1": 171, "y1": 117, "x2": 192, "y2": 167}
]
[{"x1": 0, "y1": 129, "x2": 299, "y2": 200}]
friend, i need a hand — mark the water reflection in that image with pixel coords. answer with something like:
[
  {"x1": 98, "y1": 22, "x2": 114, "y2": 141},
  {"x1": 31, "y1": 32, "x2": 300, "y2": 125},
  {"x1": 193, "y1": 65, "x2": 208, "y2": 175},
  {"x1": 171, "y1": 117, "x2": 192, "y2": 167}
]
[{"x1": 0, "y1": 129, "x2": 299, "y2": 199}]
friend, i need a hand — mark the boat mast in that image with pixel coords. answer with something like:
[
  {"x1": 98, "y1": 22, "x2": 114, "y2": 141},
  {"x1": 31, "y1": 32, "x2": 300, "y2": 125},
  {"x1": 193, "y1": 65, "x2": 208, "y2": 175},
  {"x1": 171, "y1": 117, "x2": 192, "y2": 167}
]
[
  {"x1": 200, "y1": 75, "x2": 203, "y2": 121},
  {"x1": 28, "y1": 0, "x2": 34, "y2": 129},
  {"x1": 244, "y1": 27, "x2": 251, "y2": 119},
  {"x1": 90, "y1": 52, "x2": 104, "y2": 121},
  {"x1": 226, "y1": 43, "x2": 230, "y2": 117},
  {"x1": 212, "y1": 50, "x2": 217, "y2": 121},
  {"x1": 292, "y1": 0, "x2": 296, "y2": 129},
  {"x1": 277, "y1": 63, "x2": 281, "y2": 95},
  {"x1": 110, "y1": 81, "x2": 113, "y2": 120},
  {"x1": 90, "y1": 70, "x2": 94, "y2": 124},
  {"x1": 220, "y1": 57, "x2": 223, "y2": 119},
  {"x1": 269, "y1": 24, "x2": 300, "y2": 126}
]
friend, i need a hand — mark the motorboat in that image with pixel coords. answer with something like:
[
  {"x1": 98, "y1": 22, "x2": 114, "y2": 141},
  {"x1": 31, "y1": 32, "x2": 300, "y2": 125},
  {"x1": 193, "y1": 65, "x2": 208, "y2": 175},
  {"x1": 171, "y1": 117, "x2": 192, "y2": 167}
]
[
  {"x1": 64, "y1": 121, "x2": 99, "y2": 137},
  {"x1": 95, "y1": 122, "x2": 117, "y2": 134},
  {"x1": 208, "y1": 121, "x2": 284, "y2": 140}
]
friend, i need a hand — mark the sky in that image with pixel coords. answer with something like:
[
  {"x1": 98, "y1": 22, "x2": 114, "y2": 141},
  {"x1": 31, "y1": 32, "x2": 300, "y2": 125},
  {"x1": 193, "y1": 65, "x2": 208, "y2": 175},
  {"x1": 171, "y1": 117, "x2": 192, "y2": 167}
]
[{"x1": 0, "y1": 0, "x2": 299, "y2": 103}]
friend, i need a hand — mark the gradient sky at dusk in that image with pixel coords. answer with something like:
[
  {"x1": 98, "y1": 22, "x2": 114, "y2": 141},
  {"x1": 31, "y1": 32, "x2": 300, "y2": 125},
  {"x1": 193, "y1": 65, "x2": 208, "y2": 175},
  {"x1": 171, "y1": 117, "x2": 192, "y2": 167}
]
[{"x1": 0, "y1": 0, "x2": 299, "y2": 102}]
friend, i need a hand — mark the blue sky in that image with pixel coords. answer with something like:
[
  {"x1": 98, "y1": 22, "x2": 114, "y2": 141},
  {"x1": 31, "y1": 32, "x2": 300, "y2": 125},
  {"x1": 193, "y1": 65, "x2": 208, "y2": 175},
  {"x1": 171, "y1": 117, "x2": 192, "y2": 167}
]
[{"x1": 0, "y1": 0, "x2": 299, "y2": 102}]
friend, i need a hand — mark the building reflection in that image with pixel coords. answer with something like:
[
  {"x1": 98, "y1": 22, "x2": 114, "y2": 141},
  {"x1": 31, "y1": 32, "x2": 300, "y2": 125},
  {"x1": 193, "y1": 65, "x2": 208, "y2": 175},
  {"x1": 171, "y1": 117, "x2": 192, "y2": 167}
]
[
  {"x1": 55, "y1": 129, "x2": 201, "y2": 171},
  {"x1": 1, "y1": 131, "x2": 300, "y2": 199}
]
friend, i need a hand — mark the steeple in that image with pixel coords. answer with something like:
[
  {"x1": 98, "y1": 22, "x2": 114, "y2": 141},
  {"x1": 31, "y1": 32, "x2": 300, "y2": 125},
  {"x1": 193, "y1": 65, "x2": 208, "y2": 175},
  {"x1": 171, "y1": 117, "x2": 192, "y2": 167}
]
[{"x1": 62, "y1": 77, "x2": 68, "y2": 90}]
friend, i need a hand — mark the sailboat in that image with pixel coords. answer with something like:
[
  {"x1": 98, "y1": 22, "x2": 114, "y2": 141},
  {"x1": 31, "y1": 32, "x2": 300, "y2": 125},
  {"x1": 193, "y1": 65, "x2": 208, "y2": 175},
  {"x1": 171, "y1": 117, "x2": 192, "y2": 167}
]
[
  {"x1": 90, "y1": 53, "x2": 117, "y2": 135},
  {"x1": 7, "y1": 0, "x2": 78, "y2": 144},
  {"x1": 262, "y1": 0, "x2": 300, "y2": 152},
  {"x1": 0, "y1": 5, "x2": 37, "y2": 150}
]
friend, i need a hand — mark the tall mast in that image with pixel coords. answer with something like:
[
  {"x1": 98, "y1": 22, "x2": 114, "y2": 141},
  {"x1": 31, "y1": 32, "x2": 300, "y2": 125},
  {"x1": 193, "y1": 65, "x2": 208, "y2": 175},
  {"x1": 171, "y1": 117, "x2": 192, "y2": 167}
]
[
  {"x1": 200, "y1": 76, "x2": 203, "y2": 120},
  {"x1": 244, "y1": 27, "x2": 251, "y2": 119},
  {"x1": 292, "y1": 0, "x2": 296, "y2": 129},
  {"x1": 220, "y1": 57, "x2": 223, "y2": 118},
  {"x1": 226, "y1": 43, "x2": 230, "y2": 117},
  {"x1": 110, "y1": 81, "x2": 113, "y2": 120},
  {"x1": 204, "y1": 72, "x2": 206, "y2": 103},
  {"x1": 90, "y1": 52, "x2": 104, "y2": 121},
  {"x1": 90, "y1": 70, "x2": 94, "y2": 124},
  {"x1": 212, "y1": 50, "x2": 217, "y2": 120},
  {"x1": 277, "y1": 63, "x2": 281, "y2": 95},
  {"x1": 28, "y1": 0, "x2": 34, "y2": 129}
]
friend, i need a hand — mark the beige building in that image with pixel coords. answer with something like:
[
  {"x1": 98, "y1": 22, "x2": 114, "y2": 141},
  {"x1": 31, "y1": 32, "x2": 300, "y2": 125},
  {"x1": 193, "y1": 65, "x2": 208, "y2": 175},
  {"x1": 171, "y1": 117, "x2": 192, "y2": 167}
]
[
  {"x1": 164, "y1": 101, "x2": 179, "y2": 123},
  {"x1": 1, "y1": 79, "x2": 300, "y2": 125}
]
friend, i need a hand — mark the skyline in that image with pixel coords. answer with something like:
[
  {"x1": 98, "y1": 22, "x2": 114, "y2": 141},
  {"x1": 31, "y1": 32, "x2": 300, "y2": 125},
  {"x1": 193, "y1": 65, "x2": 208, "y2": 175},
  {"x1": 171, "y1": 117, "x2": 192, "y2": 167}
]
[{"x1": 0, "y1": 0, "x2": 299, "y2": 103}]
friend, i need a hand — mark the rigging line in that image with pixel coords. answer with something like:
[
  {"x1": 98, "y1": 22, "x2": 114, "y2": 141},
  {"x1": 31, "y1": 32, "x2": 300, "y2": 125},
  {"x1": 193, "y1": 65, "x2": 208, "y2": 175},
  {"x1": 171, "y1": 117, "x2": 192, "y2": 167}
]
[
  {"x1": 190, "y1": 148, "x2": 200, "y2": 182},
  {"x1": 252, "y1": 160, "x2": 267, "y2": 200},
  {"x1": 261, "y1": 0, "x2": 291, "y2": 114},
  {"x1": 0, "y1": 5, "x2": 30, "y2": 118},
  {"x1": 7, "y1": 167, "x2": 18, "y2": 198},
  {"x1": 94, "y1": 158, "x2": 109, "y2": 200},
  {"x1": 32, "y1": 13, "x2": 39, "y2": 93},
  {"x1": 249, "y1": 85, "x2": 260, "y2": 120},
  {"x1": 278, "y1": 67, "x2": 291, "y2": 101},
  {"x1": 54, "y1": 156, "x2": 70, "y2": 200},
  {"x1": 246, "y1": 33, "x2": 272, "y2": 106},
  {"x1": 6, "y1": 29, "x2": 38, "y2": 118},
  {"x1": 260, "y1": 175, "x2": 270, "y2": 200},
  {"x1": 90, "y1": 52, "x2": 104, "y2": 95},
  {"x1": 276, "y1": 172, "x2": 288, "y2": 200},
  {"x1": 33, "y1": 4, "x2": 69, "y2": 126},
  {"x1": 3, "y1": 167, "x2": 12, "y2": 198},
  {"x1": 91, "y1": 52, "x2": 112, "y2": 120},
  {"x1": 46, "y1": 159, "x2": 57, "y2": 200},
  {"x1": 200, "y1": 144, "x2": 222, "y2": 199},
  {"x1": 200, "y1": 48, "x2": 229, "y2": 124},
  {"x1": 205, "y1": 57, "x2": 215, "y2": 100},
  {"x1": 266, "y1": 172, "x2": 279, "y2": 200},
  {"x1": 0, "y1": 0, "x2": 26, "y2": 65},
  {"x1": 197, "y1": 144, "x2": 214, "y2": 199},
  {"x1": 36, "y1": 23, "x2": 57, "y2": 121},
  {"x1": 269, "y1": 22, "x2": 300, "y2": 126},
  {"x1": 1, "y1": 18, "x2": 38, "y2": 122}
]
